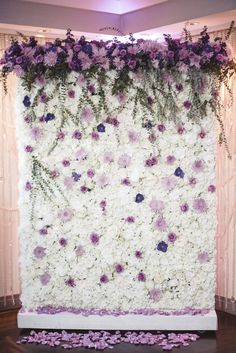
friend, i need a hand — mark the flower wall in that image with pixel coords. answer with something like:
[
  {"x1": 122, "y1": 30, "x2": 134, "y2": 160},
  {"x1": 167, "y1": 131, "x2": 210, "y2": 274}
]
[{"x1": 16, "y1": 68, "x2": 216, "y2": 314}]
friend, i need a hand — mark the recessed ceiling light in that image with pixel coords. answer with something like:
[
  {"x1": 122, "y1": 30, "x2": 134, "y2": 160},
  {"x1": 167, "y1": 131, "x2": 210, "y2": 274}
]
[{"x1": 36, "y1": 34, "x2": 45, "y2": 38}]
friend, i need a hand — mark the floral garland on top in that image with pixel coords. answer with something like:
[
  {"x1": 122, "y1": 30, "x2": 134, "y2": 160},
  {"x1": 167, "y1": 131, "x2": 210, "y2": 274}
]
[{"x1": 0, "y1": 26, "x2": 235, "y2": 157}]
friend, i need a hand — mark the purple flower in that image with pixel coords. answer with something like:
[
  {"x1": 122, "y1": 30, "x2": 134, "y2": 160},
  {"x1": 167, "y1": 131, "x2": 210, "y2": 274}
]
[
  {"x1": 38, "y1": 93, "x2": 48, "y2": 103},
  {"x1": 68, "y1": 89, "x2": 75, "y2": 98},
  {"x1": 149, "y1": 288, "x2": 161, "y2": 302},
  {"x1": 97, "y1": 174, "x2": 109, "y2": 188},
  {"x1": 198, "y1": 252, "x2": 210, "y2": 263},
  {"x1": 72, "y1": 172, "x2": 81, "y2": 182},
  {"x1": 115, "y1": 264, "x2": 124, "y2": 273},
  {"x1": 166, "y1": 155, "x2": 176, "y2": 165},
  {"x1": 157, "y1": 241, "x2": 168, "y2": 252},
  {"x1": 157, "y1": 124, "x2": 166, "y2": 133},
  {"x1": 88, "y1": 85, "x2": 96, "y2": 94},
  {"x1": 135, "y1": 250, "x2": 143, "y2": 259},
  {"x1": 128, "y1": 59, "x2": 136, "y2": 69},
  {"x1": 137, "y1": 272, "x2": 146, "y2": 282},
  {"x1": 198, "y1": 129, "x2": 207, "y2": 139},
  {"x1": 177, "y1": 124, "x2": 185, "y2": 134},
  {"x1": 189, "y1": 177, "x2": 197, "y2": 187},
  {"x1": 208, "y1": 184, "x2": 216, "y2": 193},
  {"x1": 33, "y1": 246, "x2": 46, "y2": 259},
  {"x1": 183, "y1": 100, "x2": 192, "y2": 109},
  {"x1": 97, "y1": 123, "x2": 106, "y2": 133},
  {"x1": 62, "y1": 159, "x2": 70, "y2": 167},
  {"x1": 90, "y1": 232, "x2": 99, "y2": 245},
  {"x1": 174, "y1": 167, "x2": 184, "y2": 178},
  {"x1": 126, "y1": 216, "x2": 135, "y2": 223},
  {"x1": 40, "y1": 273, "x2": 51, "y2": 286},
  {"x1": 24, "y1": 114, "x2": 31, "y2": 124},
  {"x1": 149, "y1": 198, "x2": 164, "y2": 213},
  {"x1": 31, "y1": 127, "x2": 42, "y2": 140},
  {"x1": 147, "y1": 96, "x2": 154, "y2": 105},
  {"x1": 121, "y1": 178, "x2": 130, "y2": 186},
  {"x1": 75, "y1": 245, "x2": 85, "y2": 256},
  {"x1": 161, "y1": 176, "x2": 177, "y2": 191},
  {"x1": 56, "y1": 131, "x2": 65, "y2": 141},
  {"x1": 193, "y1": 198, "x2": 208, "y2": 213},
  {"x1": 103, "y1": 152, "x2": 114, "y2": 163},
  {"x1": 91, "y1": 131, "x2": 99, "y2": 140},
  {"x1": 87, "y1": 169, "x2": 95, "y2": 178},
  {"x1": 39, "y1": 227, "x2": 48, "y2": 236},
  {"x1": 44, "y1": 113, "x2": 55, "y2": 122},
  {"x1": 168, "y1": 232, "x2": 177, "y2": 243},
  {"x1": 25, "y1": 145, "x2": 33, "y2": 153},
  {"x1": 154, "y1": 216, "x2": 167, "y2": 231},
  {"x1": 80, "y1": 185, "x2": 89, "y2": 193},
  {"x1": 145, "y1": 157, "x2": 158, "y2": 167},
  {"x1": 23, "y1": 95, "x2": 31, "y2": 107},
  {"x1": 192, "y1": 159, "x2": 205, "y2": 173},
  {"x1": 135, "y1": 193, "x2": 144, "y2": 203},
  {"x1": 25, "y1": 181, "x2": 32, "y2": 191},
  {"x1": 180, "y1": 203, "x2": 189, "y2": 213},
  {"x1": 175, "y1": 83, "x2": 183, "y2": 92},
  {"x1": 100, "y1": 274, "x2": 109, "y2": 283},
  {"x1": 148, "y1": 133, "x2": 156, "y2": 142},
  {"x1": 117, "y1": 93, "x2": 127, "y2": 104},
  {"x1": 44, "y1": 51, "x2": 58, "y2": 66},
  {"x1": 65, "y1": 277, "x2": 76, "y2": 287},
  {"x1": 49, "y1": 169, "x2": 59, "y2": 178},
  {"x1": 72, "y1": 130, "x2": 82, "y2": 139},
  {"x1": 118, "y1": 154, "x2": 131, "y2": 168},
  {"x1": 59, "y1": 237, "x2": 68, "y2": 247},
  {"x1": 99, "y1": 200, "x2": 107, "y2": 212},
  {"x1": 58, "y1": 208, "x2": 73, "y2": 222},
  {"x1": 76, "y1": 148, "x2": 87, "y2": 161}
]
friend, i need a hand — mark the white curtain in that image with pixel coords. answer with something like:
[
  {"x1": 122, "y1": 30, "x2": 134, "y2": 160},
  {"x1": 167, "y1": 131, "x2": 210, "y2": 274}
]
[{"x1": 0, "y1": 29, "x2": 235, "y2": 308}]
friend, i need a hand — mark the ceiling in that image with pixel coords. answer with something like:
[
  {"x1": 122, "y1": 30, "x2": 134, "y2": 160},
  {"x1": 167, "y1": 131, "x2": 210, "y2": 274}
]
[
  {"x1": 17, "y1": 0, "x2": 168, "y2": 14},
  {"x1": 1, "y1": 0, "x2": 236, "y2": 40}
]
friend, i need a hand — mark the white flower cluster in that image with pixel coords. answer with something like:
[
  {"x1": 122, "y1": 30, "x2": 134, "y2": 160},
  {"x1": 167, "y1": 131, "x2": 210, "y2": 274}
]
[{"x1": 16, "y1": 71, "x2": 216, "y2": 311}]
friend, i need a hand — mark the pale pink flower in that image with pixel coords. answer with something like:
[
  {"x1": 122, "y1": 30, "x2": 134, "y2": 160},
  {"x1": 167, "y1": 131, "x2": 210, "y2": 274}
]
[
  {"x1": 154, "y1": 216, "x2": 167, "y2": 231},
  {"x1": 64, "y1": 177, "x2": 75, "y2": 189},
  {"x1": 118, "y1": 153, "x2": 131, "y2": 168},
  {"x1": 40, "y1": 273, "x2": 51, "y2": 286},
  {"x1": 128, "y1": 131, "x2": 140, "y2": 143},
  {"x1": 198, "y1": 252, "x2": 210, "y2": 263},
  {"x1": 75, "y1": 245, "x2": 85, "y2": 257},
  {"x1": 103, "y1": 152, "x2": 114, "y2": 163},
  {"x1": 31, "y1": 127, "x2": 42, "y2": 140},
  {"x1": 80, "y1": 107, "x2": 93, "y2": 122},
  {"x1": 193, "y1": 198, "x2": 208, "y2": 213},
  {"x1": 77, "y1": 52, "x2": 92, "y2": 70},
  {"x1": 58, "y1": 208, "x2": 73, "y2": 222},
  {"x1": 149, "y1": 198, "x2": 164, "y2": 213},
  {"x1": 192, "y1": 159, "x2": 205, "y2": 173},
  {"x1": 76, "y1": 74, "x2": 86, "y2": 86},
  {"x1": 161, "y1": 176, "x2": 177, "y2": 191},
  {"x1": 76, "y1": 148, "x2": 88, "y2": 161},
  {"x1": 97, "y1": 174, "x2": 109, "y2": 188},
  {"x1": 117, "y1": 94, "x2": 127, "y2": 104},
  {"x1": 149, "y1": 288, "x2": 161, "y2": 302}
]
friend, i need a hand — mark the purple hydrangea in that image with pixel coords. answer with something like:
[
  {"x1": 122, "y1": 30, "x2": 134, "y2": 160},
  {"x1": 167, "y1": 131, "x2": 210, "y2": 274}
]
[
  {"x1": 135, "y1": 193, "x2": 144, "y2": 203},
  {"x1": 157, "y1": 241, "x2": 168, "y2": 253}
]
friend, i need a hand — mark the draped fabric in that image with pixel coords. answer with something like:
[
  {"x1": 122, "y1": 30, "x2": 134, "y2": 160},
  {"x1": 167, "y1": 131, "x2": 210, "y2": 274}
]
[{"x1": 0, "y1": 29, "x2": 235, "y2": 308}]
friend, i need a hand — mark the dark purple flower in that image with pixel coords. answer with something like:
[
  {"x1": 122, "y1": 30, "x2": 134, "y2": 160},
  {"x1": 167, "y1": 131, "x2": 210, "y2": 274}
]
[
  {"x1": 137, "y1": 271, "x2": 146, "y2": 282},
  {"x1": 72, "y1": 130, "x2": 82, "y2": 139},
  {"x1": 33, "y1": 246, "x2": 46, "y2": 258},
  {"x1": 135, "y1": 250, "x2": 143, "y2": 259},
  {"x1": 25, "y1": 145, "x2": 33, "y2": 153},
  {"x1": 147, "y1": 96, "x2": 154, "y2": 105},
  {"x1": 157, "y1": 124, "x2": 166, "y2": 133},
  {"x1": 39, "y1": 227, "x2": 48, "y2": 236},
  {"x1": 62, "y1": 159, "x2": 70, "y2": 167},
  {"x1": 175, "y1": 83, "x2": 183, "y2": 92},
  {"x1": 72, "y1": 172, "x2": 81, "y2": 182},
  {"x1": 168, "y1": 232, "x2": 177, "y2": 243},
  {"x1": 183, "y1": 100, "x2": 192, "y2": 110},
  {"x1": 25, "y1": 181, "x2": 32, "y2": 191},
  {"x1": 39, "y1": 93, "x2": 48, "y2": 103},
  {"x1": 180, "y1": 203, "x2": 189, "y2": 213},
  {"x1": 87, "y1": 169, "x2": 95, "y2": 178},
  {"x1": 198, "y1": 129, "x2": 207, "y2": 139},
  {"x1": 99, "y1": 200, "x2": 107, "y2": 210},
  {"x1": 157, "y1": 241, "x2": 168, "y2": 253},
  {"x1": 174, "y1": 167, "x2": 184, "y2": 178},
  {"x1": 126, "y1": 216, "x2": 135, "y2": 223},
  {"x1": 24, "y1": 114, "x2": 31, "y2": 124},
  {"x1": 44, "y1": 113, "x2": 55, "y2": 122},
  {"x1": 135, "y1": 193, "x2": 144, "y2": 203},
  {"x1": 59, "y1": 237, "x2": 68, "y2": 247},
  {"x1": 90, "y1": 232, "x2": 99, "y2": 245},
  {"x1": 23, "y1": 95, "x2": 31, "y2": 107},
  {"x1": 68, "y1": 89, "x2": 75, "y2": 98},
  {"x1": 208, "y1": 184, "x2": 216, "y2": 193},
  {"x1": 97, "y1": 123, "x2": 106, "y2": 133},
  {"x1": 100, "y1": 274, "x2": 109, "y2": 283},
  {"x1": 80, "y1": 185, "x2": 89, "y2": 193},
  {"x1": 121, "y1": 178, "x2": 130, "y2": 186},
  {"x1": 65, "y1": 277, "x2": 76, "y2": 287},
  {"x1": 88, "y1": 85, "x2": 96, "y2": 94},
  {"x1": 145, "y1": 157, "x2": 158, "y2": 167},
  {"x1": 115, "y1": 263, "x2": 124, "y2": 273},
  {"x1": 128, "y1": 59, "x2": 136, "y2": 69}
]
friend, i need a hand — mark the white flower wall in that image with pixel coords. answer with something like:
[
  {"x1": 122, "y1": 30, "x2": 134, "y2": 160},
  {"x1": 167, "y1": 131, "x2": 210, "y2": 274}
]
[{"x1": 16, "y1": 71, "x2": 216, "y2": 313}]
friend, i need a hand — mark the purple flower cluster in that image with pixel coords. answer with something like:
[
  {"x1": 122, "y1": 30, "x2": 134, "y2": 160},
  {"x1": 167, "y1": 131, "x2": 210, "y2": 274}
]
[{"x1": 0, "y1": 28, "x2": 232, "y2": 89}]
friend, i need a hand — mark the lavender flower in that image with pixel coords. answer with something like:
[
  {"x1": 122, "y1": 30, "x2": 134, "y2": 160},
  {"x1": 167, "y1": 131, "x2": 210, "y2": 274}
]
[
  {"x1": 39, "y1": 227, "x2": 48, "y2": 236},
  {"x1": 154, "y1": 216, "x2": 167, "y2": 231},
  {"x1": 208, "y1": 184, "x2": 216, "y2": 193},
  {"x1": 33, "y1": 246, "x2": 46, "y2": 258},
  {"x1": 25, "y1": 181, "x2": 32, "y2": 191},
  {"x1": 40, "y1": 273, "x2": 51, "y2": 286},
  {"x1": 168, "y1": 232, "x2": 177, "y2": 243},
  {"x1": 25, "y1": 145, "x2": 33, "y2": 153},
  {"x1": 180, "y1": 203, "x2": 189, "y2": 213},
  {"x1": 72, "y1": 130, "x2": 82, "y2": 139},
  {"x1": 192, "y1": 159, "x2": 205, "y2": 173},
  {"x1": 149, "y1": 288, "x2": 161, "y2": 302},
  {"x1": 193, "y1": 198, "x2": 208, "y2": 213},
  {"x1": 75, "y1": 245, "x2": 85, "y2": 256},
  {"x1": 198, "y1": 252, "x2": 210, "y2": 263},
  {"x1": 100, "y1": 274, "x2": 109, "y2": 283}
]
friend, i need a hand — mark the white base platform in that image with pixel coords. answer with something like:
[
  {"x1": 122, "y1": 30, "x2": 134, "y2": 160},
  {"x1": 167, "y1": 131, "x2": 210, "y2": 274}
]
[{"x1": 18, "y1": 310, "x2": 217, "y2": 330}]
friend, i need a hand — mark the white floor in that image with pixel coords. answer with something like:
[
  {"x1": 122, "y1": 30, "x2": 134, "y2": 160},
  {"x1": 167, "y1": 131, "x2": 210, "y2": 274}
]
[{"x1": 18, "y1": 310, "x2": 217, "y2": 330}]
